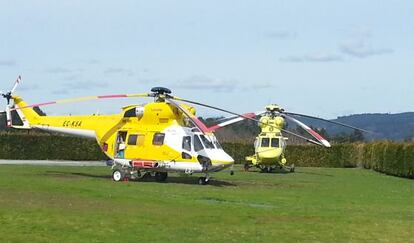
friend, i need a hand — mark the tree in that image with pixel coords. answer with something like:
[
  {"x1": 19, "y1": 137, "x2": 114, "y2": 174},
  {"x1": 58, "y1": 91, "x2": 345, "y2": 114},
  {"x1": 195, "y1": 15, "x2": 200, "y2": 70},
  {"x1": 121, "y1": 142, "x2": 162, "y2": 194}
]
[{"x1": 349, "y1": 129, "x2": 365, "y2": 142}]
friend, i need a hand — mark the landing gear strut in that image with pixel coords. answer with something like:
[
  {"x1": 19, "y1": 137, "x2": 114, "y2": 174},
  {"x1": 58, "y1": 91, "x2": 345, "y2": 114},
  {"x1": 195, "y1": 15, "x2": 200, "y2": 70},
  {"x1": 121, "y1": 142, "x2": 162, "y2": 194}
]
[{"x1": 198, "y1": 173, "x2": 211, "y2": 185}]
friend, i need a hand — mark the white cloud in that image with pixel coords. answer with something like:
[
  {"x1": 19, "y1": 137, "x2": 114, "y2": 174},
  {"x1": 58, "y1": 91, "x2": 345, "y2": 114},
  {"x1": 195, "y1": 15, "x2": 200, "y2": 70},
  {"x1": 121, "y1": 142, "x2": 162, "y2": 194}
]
[
  {"x1": 45, "y1": 67, "x2": 73, "y2": 73},
  {"x1": 45, "y1": 67, "x2": 85, "y2": 74},
  {"x1": 104, "y1": 67, "x2": 134, "y2": 76},
  {"x1": 64, "y1": 81, "x2": 108, "y2": 90},
  {"x1": 53, "y1": 81, "x2": 108, "y2": 94},
  {"x1": 280, "y1": 52, "x2": 343, "y2": 63},
  {"x1": 0, "y1": 60, "x2": 16, "y2": 66},
  {"x1": 174, "y1": 75, "x2": 238, "y2": 92},
  {"x1": 87, "y1": 59, "x2": 100, "y2": 64},
  {"x1": 340, "y1": 39, "x2": 393, "y2": 58},
  {"x1": 248, "y1": 83, "x2": 274, "y2": 90},
  {"x1": 339, "y1": 28, "x2": 394, "y2": 58},
  {"x1": 264, "y1": 30, "x2": 297, "y2": 39}
]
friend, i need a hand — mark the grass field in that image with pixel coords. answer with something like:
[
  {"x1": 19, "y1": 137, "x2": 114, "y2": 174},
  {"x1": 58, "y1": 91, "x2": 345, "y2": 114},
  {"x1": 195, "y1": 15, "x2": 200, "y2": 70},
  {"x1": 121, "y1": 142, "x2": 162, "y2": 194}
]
[{"x1": 0, "y1": 165, "x2": 413, "y2": 242}]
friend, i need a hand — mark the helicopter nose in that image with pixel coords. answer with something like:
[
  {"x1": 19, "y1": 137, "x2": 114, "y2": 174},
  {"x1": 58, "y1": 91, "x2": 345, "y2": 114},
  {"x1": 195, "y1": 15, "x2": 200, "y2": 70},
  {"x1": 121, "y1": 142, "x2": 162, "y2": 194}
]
[
  {"x1": 208, "y1": 149, "x2": 234, "y2": 165},
  {"x1": 257, "y1": 148, "x2": 282, "y2": 159}
]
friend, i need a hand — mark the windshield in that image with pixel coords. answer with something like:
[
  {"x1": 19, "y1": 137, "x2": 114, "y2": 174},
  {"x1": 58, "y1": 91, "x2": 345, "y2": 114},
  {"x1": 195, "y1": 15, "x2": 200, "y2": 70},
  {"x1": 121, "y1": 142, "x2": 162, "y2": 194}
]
[
  {"x1": 214, "y1": 140, "x2": 222, "y2": 149},
  {"x1": 200, "y1": 135, "x2": 214, "y2": 149},
  {"x1": 271, "y1": 138, "x2": 280, "y2": 148},
  {"x1": 194, "y1": 135, "x2": 204, "y2": 152},
  {"x1": 261, "y1": 138, "x2": 270, "y2": 147}
]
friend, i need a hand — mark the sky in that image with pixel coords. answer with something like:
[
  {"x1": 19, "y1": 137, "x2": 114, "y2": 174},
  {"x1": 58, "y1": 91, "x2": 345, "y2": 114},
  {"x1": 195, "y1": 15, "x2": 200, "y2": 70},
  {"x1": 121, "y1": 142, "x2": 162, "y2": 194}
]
[{"x1": 0, "y1": 0, "x2": 413, "y2": 119}]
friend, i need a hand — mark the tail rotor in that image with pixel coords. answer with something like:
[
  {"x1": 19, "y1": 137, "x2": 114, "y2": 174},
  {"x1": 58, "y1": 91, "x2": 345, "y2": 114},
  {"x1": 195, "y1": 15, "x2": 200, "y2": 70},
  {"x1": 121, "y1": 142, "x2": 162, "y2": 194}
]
[{"x1": 1, "y1": 75, "x2": 21, "y2": 127}]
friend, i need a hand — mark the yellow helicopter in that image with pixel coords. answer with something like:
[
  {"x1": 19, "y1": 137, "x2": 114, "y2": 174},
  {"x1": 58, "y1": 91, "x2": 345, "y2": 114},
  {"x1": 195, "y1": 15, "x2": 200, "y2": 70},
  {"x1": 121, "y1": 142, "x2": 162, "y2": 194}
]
[
  {"x1": 1, "y1": 76, "x2": 255, "y2": 185},
  {"x1": 209, "y1": 104, "x2": 369, "y2": 173}
]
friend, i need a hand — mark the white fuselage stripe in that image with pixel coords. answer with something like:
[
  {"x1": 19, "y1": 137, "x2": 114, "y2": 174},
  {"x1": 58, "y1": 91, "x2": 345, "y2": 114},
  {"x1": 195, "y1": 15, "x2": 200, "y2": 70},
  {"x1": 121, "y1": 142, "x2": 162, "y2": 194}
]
[{"x1": 32, "y1": 125, "x2": 96, "y2": 139}]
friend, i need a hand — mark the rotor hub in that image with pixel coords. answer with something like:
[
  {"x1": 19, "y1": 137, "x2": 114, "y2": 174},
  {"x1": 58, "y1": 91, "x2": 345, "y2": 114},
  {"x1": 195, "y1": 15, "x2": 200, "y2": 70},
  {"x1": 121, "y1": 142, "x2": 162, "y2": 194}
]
[
  {"x1": 151, "y1": 87, "x2": 172, "y2": 96},
  {"x1": 265, "y1": 104, "x2": 284, "y2": 113}
]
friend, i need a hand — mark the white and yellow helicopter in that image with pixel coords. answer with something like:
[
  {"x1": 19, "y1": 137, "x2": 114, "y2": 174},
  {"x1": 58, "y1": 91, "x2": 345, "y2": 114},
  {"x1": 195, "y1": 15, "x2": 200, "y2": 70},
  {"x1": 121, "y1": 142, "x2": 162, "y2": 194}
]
[{"x1": 1, "y1": 76, "x2": 260, "y2": 185}]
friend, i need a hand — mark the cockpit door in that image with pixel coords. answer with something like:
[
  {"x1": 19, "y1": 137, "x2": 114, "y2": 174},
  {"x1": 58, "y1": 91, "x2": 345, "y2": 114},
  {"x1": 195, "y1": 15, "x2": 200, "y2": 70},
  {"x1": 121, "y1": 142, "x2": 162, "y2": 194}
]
[
  {"x1": 181, "y1": 136, "x2": 193, "y2": 159},
  {"x1": 115, "y1": 131, "x2": 127, "y2": 158}
]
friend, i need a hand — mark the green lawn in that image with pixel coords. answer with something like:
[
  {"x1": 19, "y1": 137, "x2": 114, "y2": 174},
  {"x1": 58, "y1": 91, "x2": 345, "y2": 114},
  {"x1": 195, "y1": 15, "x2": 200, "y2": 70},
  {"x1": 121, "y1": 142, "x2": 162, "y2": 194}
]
[{"x1": 0, "y1": 165, "x2": 413, "y2": 242}]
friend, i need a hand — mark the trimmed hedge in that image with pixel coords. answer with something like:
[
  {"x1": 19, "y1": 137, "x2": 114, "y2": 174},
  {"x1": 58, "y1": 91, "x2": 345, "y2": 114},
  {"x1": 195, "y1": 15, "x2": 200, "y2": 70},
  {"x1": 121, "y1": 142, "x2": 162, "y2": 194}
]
[
  {"x1": 0, "y1": 133, "x2": 107, "y2": 161},
  {"x1": 214, "y1": 142, "x2": 413, "y2": 179},
  {"x1": 0, "y1": 133, "x2": 412, "y2": 178},
  {"x1": 361, "y1": 142, "x2": 414, "y2": 179}
]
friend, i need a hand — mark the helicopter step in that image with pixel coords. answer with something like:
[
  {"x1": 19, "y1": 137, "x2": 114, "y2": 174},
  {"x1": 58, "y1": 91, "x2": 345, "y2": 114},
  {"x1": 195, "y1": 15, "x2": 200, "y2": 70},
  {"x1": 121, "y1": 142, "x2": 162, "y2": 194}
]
[
  {"x1": 111, "y1": 164, "x2": 169, "y2": 182},
  {"x1": 244, "y1": 162, "x2": 295, "y2": 173},
  {"x1": 111, "y1": 160, "x2": 215, "y2": 184}
]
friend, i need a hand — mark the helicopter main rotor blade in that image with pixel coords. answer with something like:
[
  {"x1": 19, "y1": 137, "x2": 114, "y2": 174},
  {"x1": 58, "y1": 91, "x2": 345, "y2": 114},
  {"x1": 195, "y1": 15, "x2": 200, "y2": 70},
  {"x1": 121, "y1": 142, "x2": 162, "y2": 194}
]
[
  {"x1": 283, "y1": 111, "x2": 371, "y2": 134},
  {"x1": 207, "y1": 111, "x2": 265, "y2": 132},
  {"x1": 166, "y1": 98, "x2": 210, "y2": 134},
  {"x1": 171, "y1": 96, "x2": 248, "y2": 118},
  {"x1": 12, "y1": 93, "x2": 152, "y2": 110},
  {"x1": 171, "y1": 97, "x2": 325, "y2": 146},
  {"x1": 283, "y1": 114, "x2": 331, "y2": 147},
  {"x1": 280, "y1": 128, "x2": 324, "y2": 146}
]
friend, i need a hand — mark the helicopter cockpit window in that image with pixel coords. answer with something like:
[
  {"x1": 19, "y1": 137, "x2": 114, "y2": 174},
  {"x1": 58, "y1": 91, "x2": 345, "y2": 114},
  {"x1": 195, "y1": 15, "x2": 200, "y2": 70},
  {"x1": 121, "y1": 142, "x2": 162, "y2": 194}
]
[
  {"x1": 200, "y1": 135, "x2": 214, "y2": 149},
  {"x1": 152, "y1": 133, "x2": 165, "y2": 145},
  {"x1": 271, "y1": 138, "x2": 280, "y2": 148},
  {"x1": 182, "y1": 136, "x2": 192, "y2": 151},
  {"x1": 124, "y1": 108, "x2": 136, "y2": 117},
  {"x1": 261, "y1": 138, "x2": 270, "y2": 147},
  {"x1": 194, "y1": 135, "x2": 204, "y2": 152},
  {"x1": 214, "y1": 140, "x2": 222, "y2": 149}
]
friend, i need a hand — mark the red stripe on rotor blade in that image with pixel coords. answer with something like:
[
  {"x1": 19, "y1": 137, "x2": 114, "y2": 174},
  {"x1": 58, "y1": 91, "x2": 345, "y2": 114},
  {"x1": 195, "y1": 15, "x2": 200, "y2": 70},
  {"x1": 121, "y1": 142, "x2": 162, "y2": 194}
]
[
  {"x1": 207, "y1": 125, "x2": 220, "y2": 132},
  {"x1": 17, "y1": 101, "x2": 57, "y2": 109},
  {"x1": 191, "y1": 116, "x2": 211, "y2": 133},
  {"x1": 242, "y1": 112, "x2": 257, "y2": 119},
  {"x1": 308, "y1": 129, "x2": 325, "y2": 141},
  {"x1": 207, "y1": 112, "x2": 256, "y2": 132},
  {"x1": 97, "y1": 94, "x2": 128, "y2": 99}
]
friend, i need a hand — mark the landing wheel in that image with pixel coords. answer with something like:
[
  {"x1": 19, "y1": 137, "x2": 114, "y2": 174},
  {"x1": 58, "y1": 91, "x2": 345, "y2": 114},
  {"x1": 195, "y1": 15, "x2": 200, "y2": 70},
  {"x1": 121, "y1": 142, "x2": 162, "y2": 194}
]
[
  {"x1": 261, "y1": 167, "x2": 272, "y2": 173},
  {"x1": 198, "y1": 177, "x2": 209, "y2": 185},
  {"x1": 154, "y1": 172, "x2": 168, "y2": 182},
  {"x1": 112, "y1": 169, "x2": 125, "y2": 182}
]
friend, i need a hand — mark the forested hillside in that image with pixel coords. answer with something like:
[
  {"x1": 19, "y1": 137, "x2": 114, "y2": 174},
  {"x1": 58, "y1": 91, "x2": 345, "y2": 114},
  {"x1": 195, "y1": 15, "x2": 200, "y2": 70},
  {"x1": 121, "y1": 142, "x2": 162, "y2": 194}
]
[{"x1": 2, "y1": 111, "x2": 414, "y2": 142}]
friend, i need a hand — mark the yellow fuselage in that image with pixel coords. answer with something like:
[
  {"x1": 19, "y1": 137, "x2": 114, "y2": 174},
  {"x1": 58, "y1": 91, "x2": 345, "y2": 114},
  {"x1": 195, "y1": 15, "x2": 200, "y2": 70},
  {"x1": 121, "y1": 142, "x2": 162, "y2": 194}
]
[{"x1": 246, "y1": 114, "x2": 287, "y2": 167}]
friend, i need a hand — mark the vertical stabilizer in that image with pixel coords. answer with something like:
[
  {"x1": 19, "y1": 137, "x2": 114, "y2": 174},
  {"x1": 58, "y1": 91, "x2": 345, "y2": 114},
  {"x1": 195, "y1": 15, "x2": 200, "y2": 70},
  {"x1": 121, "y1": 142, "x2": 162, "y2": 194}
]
[{"x1": 12, "y1": 96, "x2": 41, "y2": 128}]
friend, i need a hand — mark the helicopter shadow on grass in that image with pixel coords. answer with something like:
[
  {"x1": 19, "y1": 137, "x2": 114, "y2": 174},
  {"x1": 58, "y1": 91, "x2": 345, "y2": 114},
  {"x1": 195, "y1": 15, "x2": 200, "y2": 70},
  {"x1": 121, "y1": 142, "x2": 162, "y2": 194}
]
[
  {"x1": 42, "y1": 171, "x2": 237, "y2": 187},
  {"x1": 244, "y1": 167, "x2": 333, "y2": 177},
  {"x1": 43, "y1": 171, "x2": 112, "y2": 179},
  {"x1": 133, "y1": 175, "x2": 237, "y2": 187}
]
